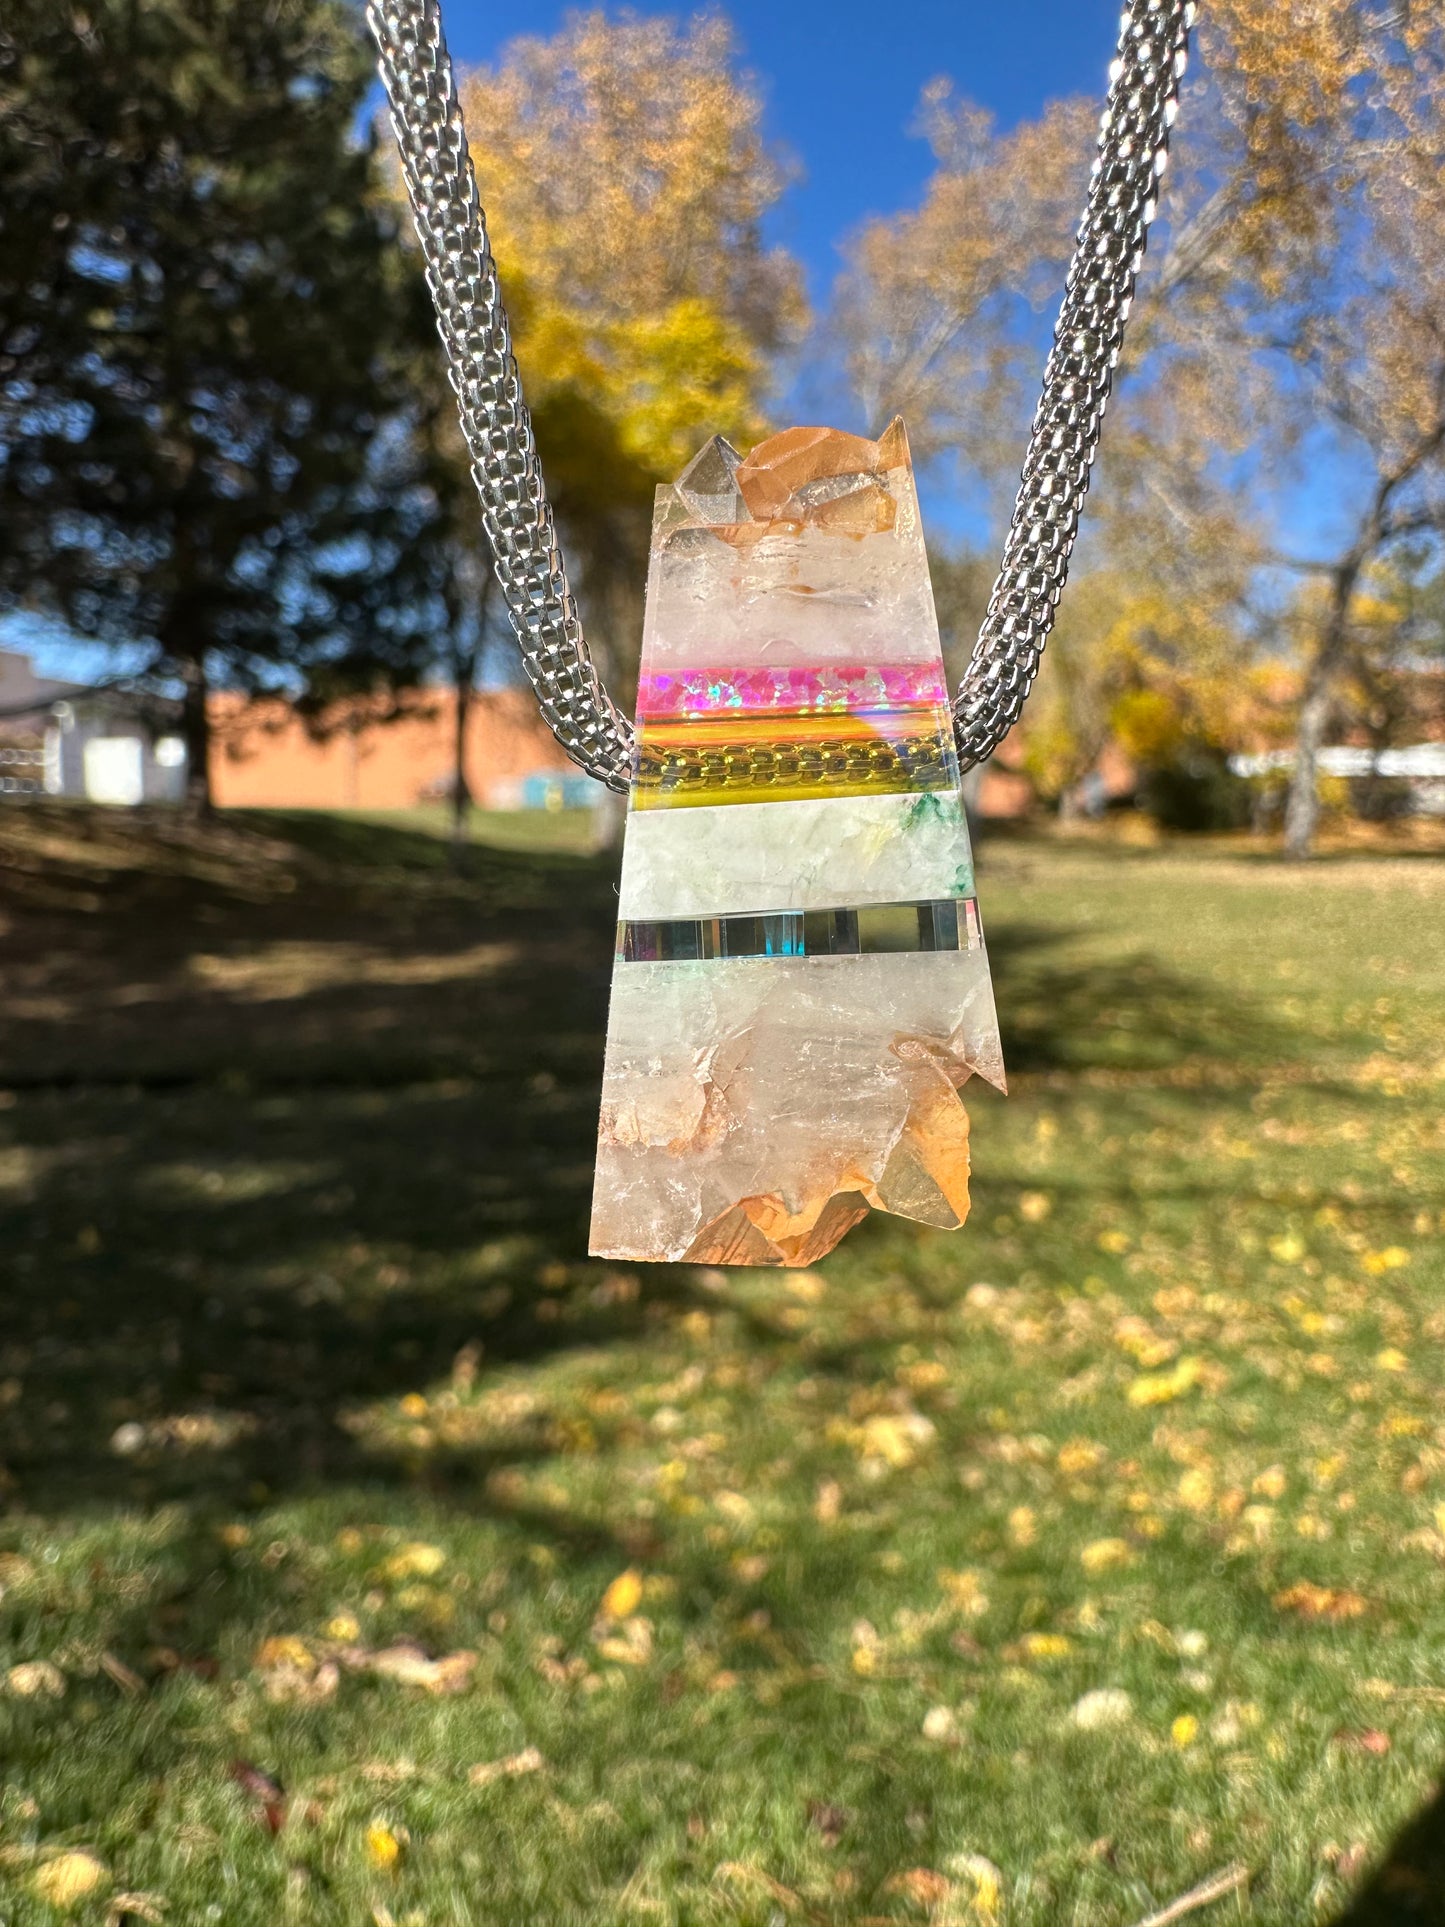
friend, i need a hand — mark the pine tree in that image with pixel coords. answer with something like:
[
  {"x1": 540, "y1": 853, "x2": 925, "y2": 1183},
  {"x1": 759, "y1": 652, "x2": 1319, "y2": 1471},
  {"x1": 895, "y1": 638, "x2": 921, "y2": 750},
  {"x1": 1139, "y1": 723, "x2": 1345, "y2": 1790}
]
[{"x1": 0, "y1": 0, "x2": 430, "y2": 809}]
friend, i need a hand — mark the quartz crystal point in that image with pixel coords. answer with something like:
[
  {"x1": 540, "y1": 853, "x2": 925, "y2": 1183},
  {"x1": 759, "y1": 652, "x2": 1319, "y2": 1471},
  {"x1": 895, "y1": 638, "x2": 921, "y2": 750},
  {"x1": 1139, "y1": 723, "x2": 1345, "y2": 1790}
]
[{"x1": 589, "y1": 418, "x2": 1005, "y2": 1267}]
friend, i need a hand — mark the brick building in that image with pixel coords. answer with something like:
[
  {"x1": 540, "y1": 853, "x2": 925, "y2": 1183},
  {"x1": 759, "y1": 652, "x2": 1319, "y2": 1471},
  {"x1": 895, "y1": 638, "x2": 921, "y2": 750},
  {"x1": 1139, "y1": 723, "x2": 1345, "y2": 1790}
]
[{"x1": 209, "y1": 685, "x2": 587, "y2": 812}]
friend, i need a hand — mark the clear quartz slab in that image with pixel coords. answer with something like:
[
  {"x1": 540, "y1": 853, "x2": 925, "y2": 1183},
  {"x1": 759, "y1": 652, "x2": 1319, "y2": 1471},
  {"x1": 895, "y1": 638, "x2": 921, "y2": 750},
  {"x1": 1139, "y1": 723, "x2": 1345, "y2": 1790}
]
[{"x1": 589, "y1": 419, "x2": 1005, "y2": 1267}]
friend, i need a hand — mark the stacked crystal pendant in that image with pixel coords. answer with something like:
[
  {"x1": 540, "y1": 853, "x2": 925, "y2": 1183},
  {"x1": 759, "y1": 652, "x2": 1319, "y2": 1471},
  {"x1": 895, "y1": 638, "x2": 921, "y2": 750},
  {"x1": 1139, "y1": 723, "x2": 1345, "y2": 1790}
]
[{"x1": 589, "y1": 420, "x2": 1005, "y2": 1267}]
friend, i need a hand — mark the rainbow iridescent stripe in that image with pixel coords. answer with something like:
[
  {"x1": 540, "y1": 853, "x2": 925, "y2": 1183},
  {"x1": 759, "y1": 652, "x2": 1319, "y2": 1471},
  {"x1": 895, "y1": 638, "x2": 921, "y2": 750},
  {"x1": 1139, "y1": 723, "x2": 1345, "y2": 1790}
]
[{"x1": 631, "y1": 661, "x2": 958, "y2": 810}]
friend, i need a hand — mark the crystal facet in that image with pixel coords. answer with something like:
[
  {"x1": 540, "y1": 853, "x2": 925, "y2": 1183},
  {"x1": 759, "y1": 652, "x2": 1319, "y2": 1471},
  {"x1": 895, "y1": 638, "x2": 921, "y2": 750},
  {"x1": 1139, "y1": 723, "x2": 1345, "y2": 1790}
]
[
  {"x1": 676, "y1": 434, "x2": 746, "y2": 525},
  {"x1": 589, "y1": 419, "x2": 1005, "y2": 1267}
]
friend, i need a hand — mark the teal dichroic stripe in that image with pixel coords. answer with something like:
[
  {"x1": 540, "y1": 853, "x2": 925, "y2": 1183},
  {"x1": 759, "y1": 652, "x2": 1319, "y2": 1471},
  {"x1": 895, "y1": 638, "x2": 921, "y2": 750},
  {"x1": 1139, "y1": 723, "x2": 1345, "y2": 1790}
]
[{"x1": 617, "y1": 898, "x2": 982, "y2": 963}]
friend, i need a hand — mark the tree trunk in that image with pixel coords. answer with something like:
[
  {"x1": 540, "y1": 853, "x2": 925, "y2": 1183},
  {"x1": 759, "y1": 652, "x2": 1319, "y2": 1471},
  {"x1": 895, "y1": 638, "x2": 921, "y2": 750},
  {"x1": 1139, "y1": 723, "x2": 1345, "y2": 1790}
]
[
  {"x1": 959, "y1": 756, "x2": 987, "y2": 836},
  {"x1": 1281, "y1": 678, "x2": 1331, "y2": 859},
  {"x1": 451, "y1": 666, "x2": 473, "y2": 854},
  {"x1": 1283, "y1": 561, "x2": 1358, "y2": 860},
  {"x1": 179, "y1": 650, "x2": 211, "y2": 817},
  {"x1": 448, "y1": 564, "x2": 491, "y2": 860},
  {"x1": 590, "y1": 782, "x2": 626, "y2": 854}
]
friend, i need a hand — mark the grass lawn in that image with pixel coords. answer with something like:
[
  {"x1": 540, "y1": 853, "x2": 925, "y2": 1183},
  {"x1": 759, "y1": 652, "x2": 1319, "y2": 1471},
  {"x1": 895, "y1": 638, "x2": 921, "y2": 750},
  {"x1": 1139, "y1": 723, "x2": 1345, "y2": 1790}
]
[{"x1": 0, "y1": 802, "x2": 1441, "y2": 1927}]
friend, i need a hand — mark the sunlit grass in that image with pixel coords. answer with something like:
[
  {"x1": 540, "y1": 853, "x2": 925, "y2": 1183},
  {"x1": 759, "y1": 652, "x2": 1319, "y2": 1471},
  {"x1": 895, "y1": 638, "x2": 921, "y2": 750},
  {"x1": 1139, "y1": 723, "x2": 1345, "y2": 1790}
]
[{"x1": 0, "y1": 806, "x2": 1440, "y2": 1925}]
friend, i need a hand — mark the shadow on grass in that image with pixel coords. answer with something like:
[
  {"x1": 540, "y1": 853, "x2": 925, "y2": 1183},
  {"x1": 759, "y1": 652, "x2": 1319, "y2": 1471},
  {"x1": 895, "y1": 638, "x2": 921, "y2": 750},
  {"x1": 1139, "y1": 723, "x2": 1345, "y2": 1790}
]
[
  {"x1": 985, "y1": 917, "x2": 1295, "y2": 1074},
  {"x1": 1330, "y1": 1782, "x2": 1445, "y2": 1923},
  {"x1": 0, "y1": 804, "x2": 1391, "y2": 1683}
]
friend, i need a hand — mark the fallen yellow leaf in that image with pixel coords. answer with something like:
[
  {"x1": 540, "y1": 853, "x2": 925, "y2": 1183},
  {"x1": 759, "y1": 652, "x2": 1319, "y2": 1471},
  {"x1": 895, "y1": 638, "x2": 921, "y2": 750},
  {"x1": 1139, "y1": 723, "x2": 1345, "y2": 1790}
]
[
  {"x1": 6, "y1": 1660, "x2": 65, "y2": 1700},
  {"x1": 1127, "y1": 1356, "x2": 1202, "y2": 1407},
  {"x1": 1363, "y1": 1247, "x2": 1410, "y2": 1275},
  {"x1": 32, "y1": 1851, "x2": 107, "y2": 1907},
  {"x1": 468, "y1": 1745, "x2": 544, "y2": 1787},
  {"x1": 1177, "y1": 1467, "x2": 1214, "y2": 1511},
  {"x1": 595, "y1": 1616, "x2": 654, "y2": 1666},
  {"x1": 859, "y1": 1411, "x2": 936, "y2": 1468},
  {"x1": 1080, "y1": 1538, "x2": 1132, "y2": 1575},
  {"x1": 365, "y1": 1644, "x2": 476, "y2": 1694},
  {"x1": 815, "y1": 1479, "x2": 843, "y2": 1524},
  {"x1": 379, "y1": 1542, "x2": 445, "y2": 1582},
  {"x1": 946, "y1": 1852, "x2": 1004, "y2": 1920},
  {"x1": 600, "y1": 1567, "x2": 643, "y2": 1620},
  {"x1": 921, "y1": 1705, "x2": 959, "y2": 1743},
  {"x1": 253, "y1": 1636, "x2": 314, "y2": 1675},
  {"x1": 1016, "y1": 1632, "x2": 1072, "y2": 1661},
  {"x1": 1273, "y1": 1581, "x2": 1369, "y2": 1622},
  {"x1": 365, "y1": 1820, "x2": 404, "y2": 1871},
  {"x1": 1007, "y1": 1506, "x2": 1037, "y2": 1548},
  {"x1": 938, "y1": 1568, "x2": 990, "y2": 1617},
  {"x1": 1070, "y1": 1687, "x2": 1133, "y2": 1730},
  {"x1": 1058, "y1": 1439, "x2": 1106, "y2": 1476}
]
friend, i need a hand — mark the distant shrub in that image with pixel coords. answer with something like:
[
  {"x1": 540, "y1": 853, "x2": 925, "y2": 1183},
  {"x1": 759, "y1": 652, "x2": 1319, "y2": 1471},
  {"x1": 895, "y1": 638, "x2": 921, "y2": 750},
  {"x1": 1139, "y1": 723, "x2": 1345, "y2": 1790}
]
[
  {"x1": 1138, "y1": 752, "x2": 1253, "y2": 832},
  {"x1": 1350, "y1": 773, "x2": 1414, "y2": 821}
]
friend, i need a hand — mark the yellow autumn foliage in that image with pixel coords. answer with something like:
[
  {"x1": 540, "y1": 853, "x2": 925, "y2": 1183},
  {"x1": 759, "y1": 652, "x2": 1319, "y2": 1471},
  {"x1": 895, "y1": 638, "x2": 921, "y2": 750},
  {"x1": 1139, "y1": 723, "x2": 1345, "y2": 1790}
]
[{"x1": 452, "y1": 13, "x2": 802, "y2": 480}]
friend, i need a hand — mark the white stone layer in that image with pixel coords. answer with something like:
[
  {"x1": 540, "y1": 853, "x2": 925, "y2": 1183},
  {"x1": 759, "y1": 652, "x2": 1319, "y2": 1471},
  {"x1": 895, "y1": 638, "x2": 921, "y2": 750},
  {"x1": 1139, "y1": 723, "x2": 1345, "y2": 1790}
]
[{"x1": 617, "y1": 790, "x2": 976, "y2": 921}]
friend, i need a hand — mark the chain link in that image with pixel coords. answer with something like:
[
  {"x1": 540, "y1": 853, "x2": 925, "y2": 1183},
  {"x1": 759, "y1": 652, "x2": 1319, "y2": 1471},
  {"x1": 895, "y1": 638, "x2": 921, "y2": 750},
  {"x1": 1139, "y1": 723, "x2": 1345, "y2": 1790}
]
[
  {"x1": 367, "y1": 0, "x2": 634, "y2": 789},
  {"x1": 368, "y1": 0, "x2": 1194, "y2": 788},
  {"x1": 955, "y1": 0, "x2": 1196, "y2": 767}
]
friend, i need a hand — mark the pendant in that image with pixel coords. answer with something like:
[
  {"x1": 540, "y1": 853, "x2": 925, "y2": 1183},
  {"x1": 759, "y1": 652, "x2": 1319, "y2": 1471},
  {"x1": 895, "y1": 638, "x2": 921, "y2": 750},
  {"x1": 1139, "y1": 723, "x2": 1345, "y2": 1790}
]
[{"x1": 589, "y1": 420, "x2": 1005, "y2": 1268}]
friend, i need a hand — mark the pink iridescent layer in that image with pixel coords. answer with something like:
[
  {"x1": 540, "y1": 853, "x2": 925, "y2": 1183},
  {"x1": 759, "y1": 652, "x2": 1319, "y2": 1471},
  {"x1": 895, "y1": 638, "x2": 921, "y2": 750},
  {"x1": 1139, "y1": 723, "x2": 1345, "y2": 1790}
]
[{"x1": 638, "y1": 663, "x2": 948, "y2": 719}]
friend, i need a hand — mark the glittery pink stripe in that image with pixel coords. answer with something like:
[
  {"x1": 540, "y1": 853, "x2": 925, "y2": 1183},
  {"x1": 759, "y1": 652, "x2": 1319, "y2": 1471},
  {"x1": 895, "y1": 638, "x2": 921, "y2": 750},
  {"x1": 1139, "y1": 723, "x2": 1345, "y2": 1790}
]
[{"x1": 637, "y1": 663, "x2": 948, "y2": 718}]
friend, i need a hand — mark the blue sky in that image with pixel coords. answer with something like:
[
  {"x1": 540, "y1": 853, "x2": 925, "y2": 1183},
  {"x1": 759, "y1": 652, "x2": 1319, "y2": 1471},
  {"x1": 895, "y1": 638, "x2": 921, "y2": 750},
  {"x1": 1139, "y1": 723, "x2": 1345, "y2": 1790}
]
[{"x1": 444, "y1": 0, "x2": 1125, "y2": 305}]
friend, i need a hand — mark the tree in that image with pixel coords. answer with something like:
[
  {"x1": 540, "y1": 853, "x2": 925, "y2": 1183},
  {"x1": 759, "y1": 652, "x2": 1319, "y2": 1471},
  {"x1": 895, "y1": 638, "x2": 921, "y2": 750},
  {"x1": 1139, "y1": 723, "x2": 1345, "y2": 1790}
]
[
  {"x1": 411, "y1": 456, "x2": 501, "y2": 856},
  {"x1": 832, "y1": 85, "x2": 1097, "y2": 472},
  {"x1": 826, "y1": 82, "x2": 1258, "y2": 800},
  {"x1": 1097, "y1": 2, "x2": 1445, "y2": 855},
  {"x1": 443, "y1": 11, "x2": 805, "y2": 699},
  {"x1": 358, "y1": 362, "x2": 498, "y2": 852},
  {"x1": 0, "y1": 0, "x2": 427, "y2": 810},
  {"x1": 1010, "y1": 571, "x2": 1254, "y2": 821},
  {"x1": 828, "y1": 17, "x2": 1445, "y2": 853}
]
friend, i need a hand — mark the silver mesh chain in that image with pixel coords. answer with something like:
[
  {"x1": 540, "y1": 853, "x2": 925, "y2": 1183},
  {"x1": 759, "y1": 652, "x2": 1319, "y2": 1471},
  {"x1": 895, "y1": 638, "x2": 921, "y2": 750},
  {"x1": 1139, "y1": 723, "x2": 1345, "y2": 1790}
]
[
  {"x1": 368, "y1": 0, "x2": 633, "y2": 789},
  {"x1": 368, "y1": 0, "x2": 1195, "y2": 790},
  {"x1": 956, "y1": 0, "x2": 1195, "y2": 766}
]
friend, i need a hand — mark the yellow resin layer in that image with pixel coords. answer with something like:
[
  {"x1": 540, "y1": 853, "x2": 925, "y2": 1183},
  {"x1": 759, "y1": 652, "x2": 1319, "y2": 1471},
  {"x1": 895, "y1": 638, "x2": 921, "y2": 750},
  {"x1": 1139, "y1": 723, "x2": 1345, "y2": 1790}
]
[{"x1": 632, "y1": 706, "x2": 958, "y2": 809}]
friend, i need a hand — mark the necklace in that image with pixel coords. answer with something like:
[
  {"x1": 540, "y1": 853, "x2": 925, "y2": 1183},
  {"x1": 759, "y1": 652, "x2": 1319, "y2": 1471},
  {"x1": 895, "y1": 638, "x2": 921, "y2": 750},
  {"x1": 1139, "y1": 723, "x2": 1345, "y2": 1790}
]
[{"x1": 369, "y1": 0, "x2": 1195, "y2": 1265}]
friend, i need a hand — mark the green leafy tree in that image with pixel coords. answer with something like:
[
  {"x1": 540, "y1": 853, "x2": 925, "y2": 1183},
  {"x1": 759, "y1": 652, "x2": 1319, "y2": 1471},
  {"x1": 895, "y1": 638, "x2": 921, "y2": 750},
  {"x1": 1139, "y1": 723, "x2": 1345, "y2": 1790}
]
[{"x1": 0, "y1": 0, "x2": 431, "y2": 809}]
